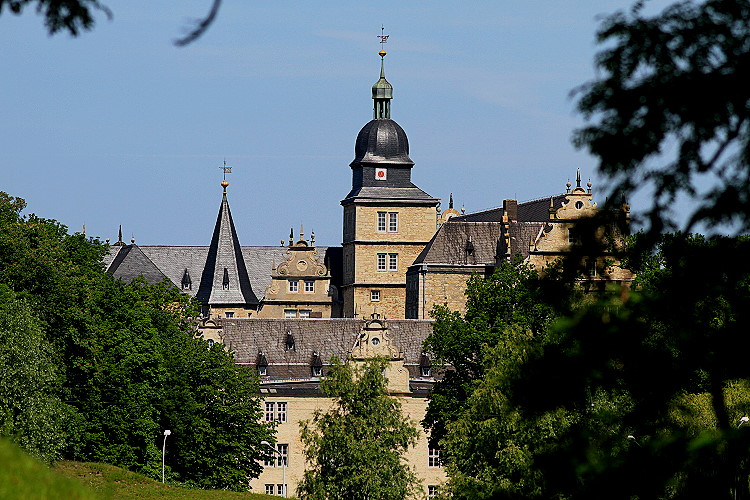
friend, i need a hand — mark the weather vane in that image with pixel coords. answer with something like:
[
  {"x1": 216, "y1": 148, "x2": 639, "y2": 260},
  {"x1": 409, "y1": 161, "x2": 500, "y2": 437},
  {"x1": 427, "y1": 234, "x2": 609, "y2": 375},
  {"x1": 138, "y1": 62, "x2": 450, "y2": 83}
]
[
  {"x1": 378, "y1": 25, "x2": 389, "y2": 50},
  {"x1": 220, "y1": 159, "x2": 232, "y2": 181}
]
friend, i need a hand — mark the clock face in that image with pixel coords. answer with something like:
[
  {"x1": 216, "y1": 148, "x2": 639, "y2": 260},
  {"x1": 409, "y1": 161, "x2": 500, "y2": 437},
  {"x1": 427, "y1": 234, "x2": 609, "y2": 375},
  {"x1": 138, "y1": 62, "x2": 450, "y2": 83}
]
[{"x1": 375, "y1": 168, "x2": 387, "y2": 180}]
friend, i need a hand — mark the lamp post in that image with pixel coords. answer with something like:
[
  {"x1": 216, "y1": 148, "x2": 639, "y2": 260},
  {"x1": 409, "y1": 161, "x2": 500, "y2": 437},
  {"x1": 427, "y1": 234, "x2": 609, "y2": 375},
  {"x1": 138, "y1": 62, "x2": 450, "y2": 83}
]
[
  {"x1": 735, "y1": 417, "x2": 749, "y2": 500},
  {"x1": 261, "y1": 440, "x2": 286, "y2": 497},
  {"x1": 162, "y1": 429, "x2": 171, "y2": 484}
]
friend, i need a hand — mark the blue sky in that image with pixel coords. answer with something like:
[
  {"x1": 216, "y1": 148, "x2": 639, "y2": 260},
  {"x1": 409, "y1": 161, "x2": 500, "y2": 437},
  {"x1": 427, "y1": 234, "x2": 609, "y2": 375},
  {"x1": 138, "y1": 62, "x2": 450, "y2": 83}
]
[{"x1": 1, "y1": 1, "x2": 668, "y2": 246}]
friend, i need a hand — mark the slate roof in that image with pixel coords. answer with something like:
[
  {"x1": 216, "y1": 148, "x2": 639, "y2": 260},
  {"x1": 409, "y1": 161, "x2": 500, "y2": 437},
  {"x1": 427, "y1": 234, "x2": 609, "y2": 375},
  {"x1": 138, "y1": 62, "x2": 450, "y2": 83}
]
[
  {"x1": 341, "y1": 186, "x2": 438, "y2": 204},
  {"x1": 452, "y1": 194, "x2": 566, "y2": 223},
  {"x1": 196, "y1": 192, "x2": 258, "y2": 306},
  {"x1": 107, "y1": 244, "x2": 172, "y2": 286},
  {"x1": 107, "y1": 245, "x2": 342, "y2": 303},
  {"x1": 222, "y1": 318, "x2": 434, "y2": 380},
  {"x1": 412, "y1": 222, "x2": 501, "y2": 266},
  {"x1": 351, "y1": 119, "x2": 414, "y2": 166}
]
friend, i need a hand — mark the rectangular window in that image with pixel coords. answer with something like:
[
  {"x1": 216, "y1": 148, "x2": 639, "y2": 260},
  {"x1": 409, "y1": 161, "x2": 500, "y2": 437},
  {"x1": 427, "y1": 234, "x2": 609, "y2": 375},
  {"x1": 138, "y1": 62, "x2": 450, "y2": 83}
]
[
  {"x1": 377, "y1": 253, "x2": 386, "y2": 271},
  {"x1": 389, "y1": 253, "x2": 398, "y2": 271},
  {"x1": 265, "y1": 484, "x2": 275, "y2": 495},
  {"x1": 428, "y1": 485, "x2": 439, "y2": 498},
  {"x1": 377, "y1": 211, "x2": 386, "y2": 232},
  {"x1": 299, "y1": 310, "x2": 311, "y2": 319},
  {"x1": 288, "y1": 280, "x2": 298, "y2": 292},
  {"x1": 568, "y1": 227, "x2": 579, "y2": 245},
  {"x1": 277, "y1": 484, "x2": 286, "y2": 496},
  {"x1": 586, "y1": 259, "x2": 597, "y2": 277},
  {"x1": 224, "y1": 311, "x2": 234, "y2": 318},
  {"x1": 263, "y1": 453, "x2": 275, "y2": 467},
  {"x1": 284, "y1": 309, "x2": 296, "y2": 318},
  {"x1": 304, "y1": 280, "x2": 314, "y2": 292},
  {"x1": 389, "y1": 212, "x2": 398, "y2": 232},
  {"x1": 277, "y1": 444, "x2": 288, "y2": 467},
  {"x1": 265, "y1": 402, "x2": 275, "y2": 422},
  {"x1": 276, "y1": 402, "x2": 287, "y2": 422},
  {"x1": 428, "y1": 447, "x2": 441, "y2": 467},
  {"x1": 371, "y1": 290, "x2": 380, "y2": 302}
]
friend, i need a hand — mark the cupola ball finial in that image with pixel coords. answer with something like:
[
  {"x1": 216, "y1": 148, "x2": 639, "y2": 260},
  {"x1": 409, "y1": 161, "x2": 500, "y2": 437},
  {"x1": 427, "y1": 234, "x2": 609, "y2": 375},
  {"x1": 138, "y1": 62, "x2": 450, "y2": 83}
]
[{"x1": 379, "y1": 49, "x2": 386, "y2": 57}]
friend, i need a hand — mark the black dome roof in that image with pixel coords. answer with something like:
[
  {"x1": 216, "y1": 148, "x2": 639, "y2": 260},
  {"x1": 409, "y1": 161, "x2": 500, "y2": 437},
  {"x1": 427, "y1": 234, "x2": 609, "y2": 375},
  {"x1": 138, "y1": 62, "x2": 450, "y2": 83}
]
[{"x1": 351, "y1": 119, "x2": 414, "y2": 166}]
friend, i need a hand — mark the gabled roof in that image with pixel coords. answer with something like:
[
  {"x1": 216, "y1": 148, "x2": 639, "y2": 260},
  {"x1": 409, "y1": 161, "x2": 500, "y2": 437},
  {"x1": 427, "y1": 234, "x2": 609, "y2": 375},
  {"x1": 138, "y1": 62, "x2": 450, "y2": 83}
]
[
  {"x1": 106, "y1": 245, "x2": 342, "y2": 304},
  {"x1": 107, "y1": 244, "x2": 173, "y2": 286},
  {"x1": 412, "y1": 221, "x2": 501, "y2": 266},
  {"x1": 222, "y1": 318, "x2": 434, "y2": 380},
  {"x1": 196, "y1": 191, "x2": 258, "y2": 306},
  {"x1": 452, "y1": 194, "x2": 566, "y2": 223}
]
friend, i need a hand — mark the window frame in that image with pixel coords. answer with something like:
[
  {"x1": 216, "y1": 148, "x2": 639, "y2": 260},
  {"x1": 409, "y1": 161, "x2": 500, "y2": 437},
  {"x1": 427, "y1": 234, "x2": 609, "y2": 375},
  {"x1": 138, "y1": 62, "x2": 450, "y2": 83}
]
[
  {"x1": 428, "y1": 446, "x2": 441, "y2": 467},
  {"x1": 304, "y1": 280, "x2": 314, "y2": 293},
  {"x1": 377, "y1": 211, "x2": 386, "y2": 232},
  {"x1": 388, "y1": 212, "x2": 398, "y2": 232},
  {"x1": 288, "y1": 280, "x2": 299, "y2": 293},
  {"x1": 371, "y1": 290, "x2": 380, "y2": 302},
  {"x1": 388, "y1": 253, "x2": 398, "y2": 271},
  {"x1": 284, "y1": 309, "x2": 297, "y2": 319},
  {"x1": 377, "y1": 253, "x2": 386, "y2": 271}
]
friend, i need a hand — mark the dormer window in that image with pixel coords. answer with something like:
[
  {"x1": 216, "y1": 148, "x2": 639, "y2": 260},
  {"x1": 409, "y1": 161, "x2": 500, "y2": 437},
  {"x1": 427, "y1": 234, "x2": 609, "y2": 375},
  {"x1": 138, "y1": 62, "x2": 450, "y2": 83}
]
[
  {"x1": 257, "y1": 352, "x2": 269, "y2": 377},
  {"x1": 311, "y1": 352, "x2": 323, "y2": 377},
  {"x1": 222, "y1": 268, "x2": 230, "y2": 290},
  {"x1": 420, "y1": 353, "x2": 432, "y2": 378},
  {"x1": 285, "y1": 332, "x2": 295, "y2": 350},
  {"x1": 181, "y1": 269, "x2": 192, "y2": 290}
]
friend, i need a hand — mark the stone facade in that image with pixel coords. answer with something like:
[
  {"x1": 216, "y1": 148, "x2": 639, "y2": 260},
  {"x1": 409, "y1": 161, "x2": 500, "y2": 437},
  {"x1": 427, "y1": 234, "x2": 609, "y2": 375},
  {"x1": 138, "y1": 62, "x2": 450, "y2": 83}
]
[
  {"x1": 257, "y1": 228, "x2": 340, "y2": 319},
  {"x1": 236, "y1": 316, "x2": 446, "y2": 498}
]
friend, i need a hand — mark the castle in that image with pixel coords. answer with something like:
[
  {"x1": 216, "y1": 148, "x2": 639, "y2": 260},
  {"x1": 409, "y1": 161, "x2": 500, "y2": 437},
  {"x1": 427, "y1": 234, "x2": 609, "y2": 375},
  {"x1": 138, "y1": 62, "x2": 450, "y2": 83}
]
[{"x1": 103, "y1": 48, "x2": 632, "y2": 497}]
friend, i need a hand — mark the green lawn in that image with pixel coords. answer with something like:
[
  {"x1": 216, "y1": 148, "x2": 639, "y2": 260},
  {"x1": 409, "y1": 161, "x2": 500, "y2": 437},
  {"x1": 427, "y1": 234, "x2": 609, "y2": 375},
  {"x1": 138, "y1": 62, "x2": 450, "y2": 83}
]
[{"x1": 0, "y1": 439, "x2": 277, "y2": 499}]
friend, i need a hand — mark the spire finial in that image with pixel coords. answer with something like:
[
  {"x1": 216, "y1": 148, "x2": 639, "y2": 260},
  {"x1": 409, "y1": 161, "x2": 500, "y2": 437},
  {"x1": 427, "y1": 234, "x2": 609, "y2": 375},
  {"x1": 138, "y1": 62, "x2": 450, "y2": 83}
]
[
  {"x1": 576, "y1": 168, "x2": 581, "y2": 188},
  {"x1": 220, "y1": 160, "x2": 232, "y2": 192},
  {"x1": 378, "y1": 25, "x2": 389, "y2": 56},
  {"x1": 372, "y1": 27, "x2": 392, "y2": 119},
  {"x1": 449, "y1": 193, "x2": 454, "y2": 209}
]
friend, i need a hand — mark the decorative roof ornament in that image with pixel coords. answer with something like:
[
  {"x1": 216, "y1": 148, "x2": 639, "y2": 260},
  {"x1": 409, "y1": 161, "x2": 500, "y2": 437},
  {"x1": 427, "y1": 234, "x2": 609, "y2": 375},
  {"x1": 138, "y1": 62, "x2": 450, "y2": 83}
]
[
  {"x1": 113, "y1": 225, "x2": 126, "y2": 246},
  {"x1": 219, "y1": 159, "x2": 232, "y2": 192}
]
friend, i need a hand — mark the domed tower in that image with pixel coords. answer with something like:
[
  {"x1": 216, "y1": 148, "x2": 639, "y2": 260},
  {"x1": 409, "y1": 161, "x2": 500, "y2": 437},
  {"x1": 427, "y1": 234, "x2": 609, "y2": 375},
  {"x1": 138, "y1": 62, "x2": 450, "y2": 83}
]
[{"x1": 341, "y1": 48, "x2": 439, "y2": 318}]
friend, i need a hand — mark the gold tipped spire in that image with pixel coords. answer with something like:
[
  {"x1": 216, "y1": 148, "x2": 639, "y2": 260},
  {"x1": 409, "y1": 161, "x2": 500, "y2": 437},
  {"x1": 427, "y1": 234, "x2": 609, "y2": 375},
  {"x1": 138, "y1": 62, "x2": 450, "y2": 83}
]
[{"x1": 220, "y1": 159, "x2": 232, "y2": 192}]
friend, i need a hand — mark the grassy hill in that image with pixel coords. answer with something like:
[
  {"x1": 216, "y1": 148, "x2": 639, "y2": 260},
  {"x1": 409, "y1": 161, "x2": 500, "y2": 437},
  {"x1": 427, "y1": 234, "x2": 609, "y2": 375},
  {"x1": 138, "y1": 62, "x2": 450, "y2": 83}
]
[{"x1": 1, "y1": 439, "x2": 277, "y2": 499}]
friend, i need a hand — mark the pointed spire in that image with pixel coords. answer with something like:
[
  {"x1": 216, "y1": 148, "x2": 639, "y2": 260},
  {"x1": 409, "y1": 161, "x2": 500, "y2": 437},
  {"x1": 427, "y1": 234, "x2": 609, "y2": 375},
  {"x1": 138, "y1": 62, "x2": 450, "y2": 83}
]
[
  {"x1": 113, "y1": 225, "x2": 126, "y2": 246},
  {"x1": 449, "y1": 193, "x2": 454, "y2": 209},
  {"x1": 372, "y1": 29, "x2": 393, "y2": 119},
  {"x1": 196, "y1": 184, "x2": 258, "y2": 307},
  {"x1": 576, "y1": 168, "x2": 582, "y2": 188}
]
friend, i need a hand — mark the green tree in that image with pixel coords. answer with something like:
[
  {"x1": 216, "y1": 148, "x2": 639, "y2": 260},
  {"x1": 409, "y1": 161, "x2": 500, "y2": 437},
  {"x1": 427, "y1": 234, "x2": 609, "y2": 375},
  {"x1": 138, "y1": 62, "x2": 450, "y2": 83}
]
[
  {"x1": 574, "y1": 0, "x2": 750, "y2": 238},
  {"x1": 0, "y1": 192, "x2": 274, "y2": 490},
  {"x1": 422, "y1": 257, "x2": 568, "y2": 447},
  {"x1": 0, "y1": 285, "x2": 72, "y2": 463},
  {"x1": 298, "y1": 357, "x2": 421, "y2": 500},
  {"x1": 0, "y1": 0, "x2": 220, "y2": 45}
]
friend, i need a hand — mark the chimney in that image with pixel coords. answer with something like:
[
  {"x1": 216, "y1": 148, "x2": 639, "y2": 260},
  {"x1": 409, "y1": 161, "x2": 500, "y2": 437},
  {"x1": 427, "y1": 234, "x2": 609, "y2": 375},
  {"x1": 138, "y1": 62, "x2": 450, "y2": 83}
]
[{"x1": 503, "y1": 199, "x2": 518, "y2": 222}]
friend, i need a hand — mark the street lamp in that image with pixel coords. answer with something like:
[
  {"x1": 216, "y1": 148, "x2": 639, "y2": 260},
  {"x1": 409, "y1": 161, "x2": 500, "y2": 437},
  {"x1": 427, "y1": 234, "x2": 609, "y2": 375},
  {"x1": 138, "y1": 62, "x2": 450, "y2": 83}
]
[
  {"x1": 261, "y1": 440, "x2": 286, "y2": 498},
  {"x1": 162, "y1": 429, "x2": 171, "y2": 484}
]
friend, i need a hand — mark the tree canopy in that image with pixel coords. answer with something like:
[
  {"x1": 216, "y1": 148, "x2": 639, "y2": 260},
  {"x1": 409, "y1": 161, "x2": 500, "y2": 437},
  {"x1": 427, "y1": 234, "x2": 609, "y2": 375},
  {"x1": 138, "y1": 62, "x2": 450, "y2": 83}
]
[
  {"x1": 298, "y1": 357, "x2": 421, "y2": 500},
  {"x1": 0, "y1": 191, "x2": 274, "y2": 490},
  {"x1": 574, "y1": 0, "x2": 750, "y2": 238}
]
